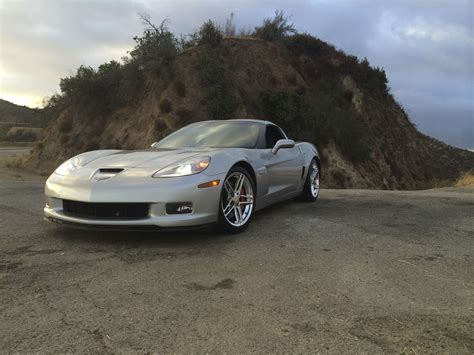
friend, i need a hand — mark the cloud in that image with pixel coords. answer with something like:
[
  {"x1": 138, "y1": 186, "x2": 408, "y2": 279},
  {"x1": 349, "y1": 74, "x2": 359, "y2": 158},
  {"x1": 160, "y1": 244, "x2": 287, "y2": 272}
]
[{"x1": 0, "y1": 0, "x2": 472, "y2": 148}]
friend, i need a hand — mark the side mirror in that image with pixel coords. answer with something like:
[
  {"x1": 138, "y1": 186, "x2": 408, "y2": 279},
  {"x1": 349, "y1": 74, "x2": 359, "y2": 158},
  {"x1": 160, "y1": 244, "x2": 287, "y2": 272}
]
[
  {"x1": 271, "y1": 139, "x2": 295, "y2": 154},
  {"x1": 151, "y1": 142, "x2": 158, "y2": 148}
]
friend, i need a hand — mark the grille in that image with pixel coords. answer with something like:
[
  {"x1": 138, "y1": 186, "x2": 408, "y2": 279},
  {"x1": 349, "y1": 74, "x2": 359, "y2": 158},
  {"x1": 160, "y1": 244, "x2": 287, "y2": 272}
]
[{"x1": 62, "y1": 200, "x2": 149, "y2": 220}]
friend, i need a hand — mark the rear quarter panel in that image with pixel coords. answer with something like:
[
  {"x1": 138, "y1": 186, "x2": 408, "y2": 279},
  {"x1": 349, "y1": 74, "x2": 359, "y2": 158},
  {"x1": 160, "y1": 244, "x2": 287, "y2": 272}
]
[{"x1": 296, "y1": 142, "x2": 320, "y2": 179}]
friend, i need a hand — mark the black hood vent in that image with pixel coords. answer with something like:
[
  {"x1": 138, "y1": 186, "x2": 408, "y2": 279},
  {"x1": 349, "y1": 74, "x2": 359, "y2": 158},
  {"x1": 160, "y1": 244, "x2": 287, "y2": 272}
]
[
  {"x1": 99, "y1": 168, "x2": 124, "y2": 174},
  {"x1": 91, "y1": 168, "x2": 125, "y2": 181}
]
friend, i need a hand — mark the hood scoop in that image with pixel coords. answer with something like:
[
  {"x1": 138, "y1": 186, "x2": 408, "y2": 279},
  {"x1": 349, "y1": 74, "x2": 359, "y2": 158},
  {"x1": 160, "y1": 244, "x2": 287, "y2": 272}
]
[
  {"x1": 99, "y1": 168, "x2": 124, "y2": 174},
  {"x1": 91, "y1": 168, "x2": 124, "y2": 181}
]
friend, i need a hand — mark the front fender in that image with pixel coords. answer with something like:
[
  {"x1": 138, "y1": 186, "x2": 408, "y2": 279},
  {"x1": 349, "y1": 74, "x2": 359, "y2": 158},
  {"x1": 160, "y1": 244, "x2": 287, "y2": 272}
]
[
  {"x1": 203, "y1": 148, "x2": 270, "y2": 207},
  {"x1": 203, "y1": 149, "x2": 256, "y2": 177}
]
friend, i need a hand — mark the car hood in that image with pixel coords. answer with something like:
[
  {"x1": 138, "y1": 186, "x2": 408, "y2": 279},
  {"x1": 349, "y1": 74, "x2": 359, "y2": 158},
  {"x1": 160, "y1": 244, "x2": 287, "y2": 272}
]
[{"x1": 84, "y1": 148, "x2": 212, "y2": 169}]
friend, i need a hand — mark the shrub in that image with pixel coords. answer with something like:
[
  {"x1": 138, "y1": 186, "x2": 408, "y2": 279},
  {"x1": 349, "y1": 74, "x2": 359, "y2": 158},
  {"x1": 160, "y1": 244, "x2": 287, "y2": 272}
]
[
  {"x1": 42, "y1": 94, "x2": 62, "y2": 111},
  {"x1": 0, "y1": 124, "x2": 12, "y2": 141},
  {"x1": 60, "y1": 65, "x2": 98, "y2": 101},
  {"x1": 286, "y1": 72, "x2": 297, "y2": 85},
  {"x1": 338, "y1": 56, "x2": 389, "y2": 95},
  {"x1": 196, "y1": 54, "x2": 238, "y2": 120},
  {"x1": 254, "y1": 10, "x2": 297, "y2": 42},
  {"x1": 159, "y1": 99, "x2": 173, "y2": 113},
  {"x1": 175, "y1": 109, "x2": 194, "y2": 126},
  {"x1": 153, "y1": 119, "x2": 173, "y2": 141},
  {"x1": 60, "y1": 134, "x2": 69, "y2": 145},
  {"x1": 179, "y1": 32, "x2": 199, "y2": 50},
  {"x1": 302, "y1": 60, "x2": 320, "y2": 80},
  {"x1": 224, "y1": 13, "x2": 236, "y2": 37},
  {"x1": 59, "y1": 120, "x2": 73, "y2": 133},
  {"x1": 118, "y1": 59, "x2": 144, "y2": 104},
  {"x1": 260, "y1": 86, "x2": 373, "y2": 163},
  {"x1": 344, "y1": 90, "x2": 353, "y2": 103},
  {"x1": 309, "y1": 80, "x2": 373, "y2": 162},
  {"x1": 269, "y1": 75, "x2": 279, "y2": 86},
  {"x1": 84, "y1": 141, "x2": 99, "y2": 151},
  {"x1": 59, "y1": 61, "x2": 126, "y2": 115},
  {"x1": 174, "y1": 81, "x2": 186, "y2": 98},
  {"x1": 198, "y1": 20, "x2": 223, "y2": 48},
  {"x1": 455, "y1": 171, "x2": 474, "y2": 187},
  {"x1": 284, "y1": 33, "x2": 330, "y2": 57},
  {"x1": 5, "y1": 157, "x2": 23, "y2": 169},
  {"x1": 129, "y1": 16, "x2": 180, "y2": 80},
  {"x1": 5, "y1": 130, "x2": 38, "y2": 142},
  {"x1": 260, "y1": 91, "x2": 302, "y2": 127},
  {"x1": 295, "y1": 86, "x2": 306, "y2": 96},
  {"x1": 154, "y1": 119, "x2": 168, "y2": 133}
]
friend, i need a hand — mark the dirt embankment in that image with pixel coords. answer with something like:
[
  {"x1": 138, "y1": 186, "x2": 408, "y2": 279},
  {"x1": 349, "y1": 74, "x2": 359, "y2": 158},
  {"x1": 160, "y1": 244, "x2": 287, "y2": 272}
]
[{"x1": 26, "y1": 38, "x2": 474, "y2": 188}]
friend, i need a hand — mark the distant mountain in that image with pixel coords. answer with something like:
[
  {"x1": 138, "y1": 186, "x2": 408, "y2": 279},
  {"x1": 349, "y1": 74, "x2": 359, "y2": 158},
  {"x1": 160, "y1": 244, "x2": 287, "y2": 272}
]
[{"x1": 0, "y1": 99, "x2": 44, "y2": 127}]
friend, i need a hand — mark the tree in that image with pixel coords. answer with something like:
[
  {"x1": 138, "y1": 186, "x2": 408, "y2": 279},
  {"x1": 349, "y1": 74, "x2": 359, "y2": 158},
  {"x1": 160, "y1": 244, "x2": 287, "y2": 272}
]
[
  {"x1": 224, "y1": 13, "x2": 236, "y2": 36},
  {"x1": 129, "y1": 13, "x2": 180, "y2": 80},
  {"x1": 197, "y1": 20, "x2": 223, "y2": 47},
  {"x1": 254, "y1": 10, "x2": 297, "y2": 42}
]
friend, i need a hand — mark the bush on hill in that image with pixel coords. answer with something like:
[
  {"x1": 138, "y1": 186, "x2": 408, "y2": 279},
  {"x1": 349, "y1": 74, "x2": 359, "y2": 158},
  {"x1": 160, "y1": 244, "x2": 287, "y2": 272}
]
[
  {"x1": 254, "y1": 10, "x2": 297, "y2": 42},
  {"x1": 197, "y1": 20, "x2": 223, "y2": 48},
  {"x1": 130, "y1": 16, "x2": 180, "y2": 80},
  {"x1": 196, "y1": 53, "x2": 238, "y2": 120},
  {"x1": 260, "y1": 82, "x2": 374, "y2": 163}
]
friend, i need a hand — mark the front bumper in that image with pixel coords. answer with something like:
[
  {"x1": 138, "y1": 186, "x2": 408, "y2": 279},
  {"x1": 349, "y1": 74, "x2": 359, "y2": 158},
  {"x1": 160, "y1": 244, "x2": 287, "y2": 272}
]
[{"x1": 44, "y1": 171, "x2": 226, "y2": 228}]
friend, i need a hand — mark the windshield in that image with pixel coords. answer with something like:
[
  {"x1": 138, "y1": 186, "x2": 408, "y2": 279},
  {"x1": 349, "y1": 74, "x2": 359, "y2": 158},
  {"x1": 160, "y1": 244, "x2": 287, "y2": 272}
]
[{"x1": 154, "y1": 121, "x2": 262, "y2": 149}]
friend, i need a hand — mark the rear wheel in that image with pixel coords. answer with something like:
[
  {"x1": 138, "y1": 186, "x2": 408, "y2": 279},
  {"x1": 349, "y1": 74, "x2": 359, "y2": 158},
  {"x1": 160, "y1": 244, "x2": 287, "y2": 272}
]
[
  {"x1": 301, "y1": 159, "x2": 320, "y2": 202},
  {"x1": 217, "y1": 166, "x2": 255, "y2": 233}
]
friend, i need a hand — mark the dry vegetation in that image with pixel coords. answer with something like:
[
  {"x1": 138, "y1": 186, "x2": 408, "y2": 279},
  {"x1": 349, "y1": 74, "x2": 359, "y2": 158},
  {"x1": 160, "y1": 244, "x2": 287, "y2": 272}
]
[
  {"x1": 0, "y1": 149, "x2": 47, "y2": 181},
  {"x1": 455, "y1": 172, "x2": 474, "y2": 187}
]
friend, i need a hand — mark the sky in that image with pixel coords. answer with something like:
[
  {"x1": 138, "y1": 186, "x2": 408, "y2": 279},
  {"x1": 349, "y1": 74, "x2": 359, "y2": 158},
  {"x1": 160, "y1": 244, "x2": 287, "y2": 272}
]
[{"x1": 0, "y1": 0, "x2": 473, "y2": 149}]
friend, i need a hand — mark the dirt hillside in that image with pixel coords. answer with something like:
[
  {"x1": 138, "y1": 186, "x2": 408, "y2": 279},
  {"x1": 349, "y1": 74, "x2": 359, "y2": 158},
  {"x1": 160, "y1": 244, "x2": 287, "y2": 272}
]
[{"x1": 26, "y1": 34, "x2": 473, "y2": 189}]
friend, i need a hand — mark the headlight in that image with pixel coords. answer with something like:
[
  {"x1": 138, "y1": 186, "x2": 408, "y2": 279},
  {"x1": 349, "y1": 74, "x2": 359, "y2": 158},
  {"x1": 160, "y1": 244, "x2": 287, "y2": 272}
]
[
  {"x1": 54, "y1": 157, "x2": 80, "y2": 176},
  {"x1": 152, "y1": 157, "x2": 210, "y2": 177}
]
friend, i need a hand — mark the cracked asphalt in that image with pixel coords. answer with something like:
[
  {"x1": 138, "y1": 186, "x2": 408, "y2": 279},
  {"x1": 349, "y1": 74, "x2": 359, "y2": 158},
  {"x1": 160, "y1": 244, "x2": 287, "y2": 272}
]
[{"x1": 0, "y1": 179, "x2": 473, "y2": 353}]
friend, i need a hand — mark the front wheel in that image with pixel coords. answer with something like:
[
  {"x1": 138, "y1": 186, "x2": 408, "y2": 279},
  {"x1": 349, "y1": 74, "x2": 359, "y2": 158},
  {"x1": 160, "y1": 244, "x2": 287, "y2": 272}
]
[
  {"x1": 301, "y1": 159, "x2": 320, "y2": 202},
  {"x1": 217, "y1": 166, "x2": 255, "y2": 233}
]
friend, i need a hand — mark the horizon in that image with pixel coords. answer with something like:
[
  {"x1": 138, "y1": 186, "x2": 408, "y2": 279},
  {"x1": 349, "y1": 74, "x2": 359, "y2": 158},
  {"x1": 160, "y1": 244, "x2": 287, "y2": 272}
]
[{"x1": 0, "y1": 0, "x2": 472, "y2": 149}]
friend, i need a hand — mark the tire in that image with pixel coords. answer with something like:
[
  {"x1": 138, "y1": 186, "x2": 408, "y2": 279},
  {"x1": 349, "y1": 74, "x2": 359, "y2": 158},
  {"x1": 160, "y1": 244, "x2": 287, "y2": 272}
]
[
  {"x1": 301, "y1": 158, "x2": 320, "y2": 202},
  {"x1": 216, "y1": 166, "x2": 256, "y2": 233}
]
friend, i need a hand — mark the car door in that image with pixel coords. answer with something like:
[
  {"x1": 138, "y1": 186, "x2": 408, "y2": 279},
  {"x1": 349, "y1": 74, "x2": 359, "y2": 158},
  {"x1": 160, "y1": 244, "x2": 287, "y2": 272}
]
[{"x1": 263, "y1": 125, "x2": 303, "y2": 199}]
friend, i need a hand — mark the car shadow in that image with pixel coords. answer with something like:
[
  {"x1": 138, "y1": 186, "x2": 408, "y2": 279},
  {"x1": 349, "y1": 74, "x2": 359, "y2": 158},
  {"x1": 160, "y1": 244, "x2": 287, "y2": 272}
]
[
  {"x1": 48, "y1": 224, "x2": 236, "y2": 249},
  {"x1": 45, "y1": 196, "x2": 331, "y2": 248}
]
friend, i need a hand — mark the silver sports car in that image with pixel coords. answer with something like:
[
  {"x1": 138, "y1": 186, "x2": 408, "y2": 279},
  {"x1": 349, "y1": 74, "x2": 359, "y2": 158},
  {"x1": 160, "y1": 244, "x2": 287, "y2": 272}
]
[{"x1": 44, "y1": 119, "x2": 321, "y2": 233}]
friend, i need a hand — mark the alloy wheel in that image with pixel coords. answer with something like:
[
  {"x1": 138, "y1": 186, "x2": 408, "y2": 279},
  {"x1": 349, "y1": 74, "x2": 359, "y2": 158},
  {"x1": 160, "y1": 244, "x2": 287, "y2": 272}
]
[
  {"x1": 310, "y1": 161, "x2": 320, "y2": 198},
  {"x1": 221, "y1": 172, "x2": 254, "y2": 227}
]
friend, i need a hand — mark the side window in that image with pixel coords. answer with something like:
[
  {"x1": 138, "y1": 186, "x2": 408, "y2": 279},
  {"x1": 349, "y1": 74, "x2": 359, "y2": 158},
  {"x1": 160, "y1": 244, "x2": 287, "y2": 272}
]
[{"x1": 265, "y1": 125, "x2": 286, "y2": 148}]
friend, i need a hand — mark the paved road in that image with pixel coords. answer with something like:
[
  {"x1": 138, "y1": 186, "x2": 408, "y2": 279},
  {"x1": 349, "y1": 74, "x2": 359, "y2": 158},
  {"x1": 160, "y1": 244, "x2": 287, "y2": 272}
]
[
  {"x1": 0, "y1": 147, "x2": 32, "y2": 157},
  {"x1": 0, "y1": 180, "x2": 473, "y2": 353}
]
